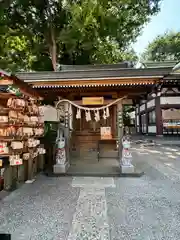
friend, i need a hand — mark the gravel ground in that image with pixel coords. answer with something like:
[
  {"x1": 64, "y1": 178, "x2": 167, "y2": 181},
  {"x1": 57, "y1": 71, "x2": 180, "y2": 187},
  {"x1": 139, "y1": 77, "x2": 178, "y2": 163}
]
[{"x1": 1, "y1": 145, "x2": 180, "y2": 240}]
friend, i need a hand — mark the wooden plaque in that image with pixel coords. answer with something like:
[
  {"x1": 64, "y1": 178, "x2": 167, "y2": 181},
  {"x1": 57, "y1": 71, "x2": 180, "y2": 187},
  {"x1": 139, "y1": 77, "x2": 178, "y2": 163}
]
[
  {"x1": 100, "y1": 127, "x2": 112, "y2": 140},
  {"x1": 10, "y1": 159, "x2": 23, "y2": 166},
  {"x1": 82, "y1": 97, "x2": 104, "y2": 105}
]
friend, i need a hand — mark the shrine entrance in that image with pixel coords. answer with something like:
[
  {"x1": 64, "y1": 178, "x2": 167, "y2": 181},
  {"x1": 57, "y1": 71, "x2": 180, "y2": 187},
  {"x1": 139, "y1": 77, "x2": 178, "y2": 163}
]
[
  {"x1": 70, "y1": 106, "x2": 115, "y2": 163},
  {"x1": 55, "y1": 96, "x2": 125, "y2": 175}
]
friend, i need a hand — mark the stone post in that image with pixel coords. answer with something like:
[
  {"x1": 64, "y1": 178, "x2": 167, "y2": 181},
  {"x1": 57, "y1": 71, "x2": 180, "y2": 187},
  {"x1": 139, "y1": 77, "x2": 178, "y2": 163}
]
[
  {"x1": 155, "y1": 96, "x2": 163, "y2": 136},
  {"x1": 117, "y1": 102, "x2": 134, "y2": 174},
  {"x1": 121, "y1": 136, "x2": 134, "y2": 173},
  {"x1": 53, "y1": 102, "x2": 70, "y2": 174}
]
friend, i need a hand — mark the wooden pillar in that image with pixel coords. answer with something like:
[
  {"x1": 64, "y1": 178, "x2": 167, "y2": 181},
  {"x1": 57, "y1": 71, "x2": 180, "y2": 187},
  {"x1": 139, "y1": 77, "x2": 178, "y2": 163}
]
[
  {"x1": 33, "y1": 157, "x2": 38, "y2": 176},
  {"x1": 117, "y1": 102, "x2": 123, "y2": 160},
  {"x1": 24, "y1": 160, "x2": 28, "y2": 181},
  {"x1": 138, "y1": 104, "x2": 142, "y2": 134},
  {"x1": 155, "y1": 97, "x2": 163, "y2": 136},
  {"x1": 12, "y1": 167, "x2": 18, "y2": 189},
  {"x1": 112, "y1": 105, "x2": 117, "y2": 138},
  {"x1": 135, "y1": 104, "x2": 138, "y2": 133},
  {"x1": 64, "y1": 102, "x2": 70, "y2": 165},
  {"x1": 18, "y1": 164, "x2": 25, "y2": 182},
  {"x1": 38, "y1": 144, "x2": 45, "y2": 171},
  {"x1": 145, "y1": 101, "x2": 148, "y2": 135},
  {"x1": 3, "y1": 166, "x2": 13, "y2": 191},
  {"x1": 27, "y1": 158, "x2": 33, "y2": 180}
]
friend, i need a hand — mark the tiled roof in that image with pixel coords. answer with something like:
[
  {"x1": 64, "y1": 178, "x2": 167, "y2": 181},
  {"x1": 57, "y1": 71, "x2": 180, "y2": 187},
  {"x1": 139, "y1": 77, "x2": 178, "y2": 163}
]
[{"x1": 16, "y1": 67, "x2": 173, "y2": 82}]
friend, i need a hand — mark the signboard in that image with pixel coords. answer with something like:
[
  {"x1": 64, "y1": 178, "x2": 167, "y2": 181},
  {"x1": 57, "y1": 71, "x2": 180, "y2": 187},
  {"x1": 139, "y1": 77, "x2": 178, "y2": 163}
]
[
  {"x1": 82, "y1": 97, "x2": 104, "y2": 105},
  {"x1": 162, "y1": 109, "x2": 180, "y2": 128},
  {"x1": 100, "y1": 127, "x2": 112, "y2": 140},
  {"x1": 9, "y1": 159, "x2": 23, "y2": 166},
  {"x1": 162, "y1": 109, "x2": 180, "y2": 120},
  {"x1": 40, "y1": 105, "x2": 59, "y2": 122}
]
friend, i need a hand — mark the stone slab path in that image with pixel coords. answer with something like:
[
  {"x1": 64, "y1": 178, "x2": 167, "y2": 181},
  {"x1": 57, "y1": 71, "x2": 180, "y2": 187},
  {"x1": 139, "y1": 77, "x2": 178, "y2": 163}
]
[
  {"x1": 1, "y1": 145, "x2": 180, "y2": 239},
  {"x1": 68, "y1": 177, "x2": 115, "y2": 240}
]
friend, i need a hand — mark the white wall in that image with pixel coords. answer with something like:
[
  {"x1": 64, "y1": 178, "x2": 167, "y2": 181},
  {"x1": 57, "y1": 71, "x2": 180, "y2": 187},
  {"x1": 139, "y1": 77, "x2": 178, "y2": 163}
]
[
  {"x1": 140, "y1": 104, "x2": 145, "y2": 112},
  {"x1": 148, "y1": 126, "x2": 156, "y2": 133},
  {"x1": 136, "y1": 115, "x2": 139, "y2": 125},
  {"x1": 160, "y1": 97, "x2": 180, "y2": 105},
  {"x1": 147, "y1": 99, "x2": 155, "y2": 108}
]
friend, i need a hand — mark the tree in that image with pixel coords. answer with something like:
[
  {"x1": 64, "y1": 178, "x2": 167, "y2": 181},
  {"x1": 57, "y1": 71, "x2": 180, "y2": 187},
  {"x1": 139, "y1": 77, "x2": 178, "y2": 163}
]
[
  {"x1": 1, "y1": 0, "x2": 69, "y2": 71},
  {"x1": 59, "y1": 0, "x2": 161, "y2": 64},
  {"x1": 0, "y1": 0, "x2": 162, "y2": 71},
  {"x1": 142, "y1": 31, "x2": 180, "y2": 62},
  {"x1": 0, "y1": 31, "x2": 35, "y2": 72}
]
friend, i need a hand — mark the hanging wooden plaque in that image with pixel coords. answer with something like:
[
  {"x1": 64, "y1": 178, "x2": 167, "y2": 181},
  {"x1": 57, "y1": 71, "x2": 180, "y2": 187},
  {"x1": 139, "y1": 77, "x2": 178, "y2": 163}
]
[
  {"x1": 162, "y1": 109, "x2": 180, "y2": 120},
  {"x1": 82, "y1": 97, "x2": 104, "y2": 105},
  {"x1": 10, "y1": 158, "x2": 23, "y2": 166}
]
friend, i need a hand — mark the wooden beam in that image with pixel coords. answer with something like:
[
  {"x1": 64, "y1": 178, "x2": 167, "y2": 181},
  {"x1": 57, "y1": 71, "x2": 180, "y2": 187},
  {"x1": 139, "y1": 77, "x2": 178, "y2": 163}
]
[
  {"x1": 37, "y1": 86, "x2": 152, "y2": 94},
  {"x1": 0, "y1": 79, "x2": 13, "y2": 85},
  {"x1": 11, "y1": 75, "x2": 42, "y2": 99},
  {"x1": 70, "y1": 91, "x2": 118, "y2": 98},
  {"x1": 30, "y1": 77, "x2": 158, "y2": 87},
  {"x1": 73, "y1": 99, "x2": 116, "y2": 106},
  {"x1": 0, "y1": 75, "x2": 43, "y2": 99}
]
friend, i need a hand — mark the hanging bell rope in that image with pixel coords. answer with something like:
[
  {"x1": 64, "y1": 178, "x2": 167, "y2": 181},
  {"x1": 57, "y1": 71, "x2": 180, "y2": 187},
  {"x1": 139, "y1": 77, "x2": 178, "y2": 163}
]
[{"x1": 55, "y1": 96, "x2": 127, "y2": 111}]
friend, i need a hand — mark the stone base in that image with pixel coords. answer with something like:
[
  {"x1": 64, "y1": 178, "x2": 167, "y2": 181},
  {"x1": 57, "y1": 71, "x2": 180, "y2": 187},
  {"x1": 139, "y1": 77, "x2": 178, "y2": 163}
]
[
  {"x1": 53, "y1": 162, "x2": 70, "y2": 174},
  {"x1": 121, "y1": 165, "x2": 134, "y2": 174}
]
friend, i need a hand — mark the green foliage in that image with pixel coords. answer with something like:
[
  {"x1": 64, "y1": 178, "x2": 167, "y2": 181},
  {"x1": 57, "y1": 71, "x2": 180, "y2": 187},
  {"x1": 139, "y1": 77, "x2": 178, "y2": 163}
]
[
  {"x1": 0, "y1": 31, "x2": 35, "y2": 72},
  {"x1": 123, "y1": 105, "x2": 134, "y2": 126},
  {"x1": 0, "y1": 0, "x2": 161, "y2": 71},
  {"x1": 142, "y1": 31, "x2": 180, "y2": 62}
]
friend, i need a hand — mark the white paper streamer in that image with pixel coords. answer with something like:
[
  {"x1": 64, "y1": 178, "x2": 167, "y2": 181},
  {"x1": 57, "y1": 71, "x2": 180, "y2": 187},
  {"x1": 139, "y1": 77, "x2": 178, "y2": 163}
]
[
  {"x1": 76, "y1": 108, "x2": 81, "y2": 119},
  {"x1": 103, "y1": 109, "x2": 107, "y2": 120},
  {"x1": 106, "y1": 107, "x2": 110, "y2": 118},
  {"x1": 85, "y1": 110, "x2": 91, "y2": 121},
  {"x1": 94, "y1": 110, "x2": 100, "y2": 122}
]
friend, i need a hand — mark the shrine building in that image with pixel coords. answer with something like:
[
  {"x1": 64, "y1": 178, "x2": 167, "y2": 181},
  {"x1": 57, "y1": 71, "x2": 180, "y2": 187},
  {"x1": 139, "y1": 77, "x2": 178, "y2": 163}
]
[{"x1": 14, "y1": 61, "x2": 180, "y2": 173}]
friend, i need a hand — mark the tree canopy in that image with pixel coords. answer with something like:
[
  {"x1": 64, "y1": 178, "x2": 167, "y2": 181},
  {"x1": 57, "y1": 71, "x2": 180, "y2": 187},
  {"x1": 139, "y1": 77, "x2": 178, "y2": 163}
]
[
  {"x1": 0, "y1": 0, "x2": 162, "y2": 71},
  {"x1": 142, "y1": 31, "x2": 180, "y2": 62}
]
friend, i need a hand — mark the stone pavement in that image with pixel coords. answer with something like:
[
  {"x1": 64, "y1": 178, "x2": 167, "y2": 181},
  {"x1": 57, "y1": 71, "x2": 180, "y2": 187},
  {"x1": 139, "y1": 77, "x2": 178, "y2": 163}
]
[
  {"x1": 1, "y1": 145, "x2": 180, "y2": 239},
  {"x1": 132, "y1": 134, "x2": 180, "y2": 146}
]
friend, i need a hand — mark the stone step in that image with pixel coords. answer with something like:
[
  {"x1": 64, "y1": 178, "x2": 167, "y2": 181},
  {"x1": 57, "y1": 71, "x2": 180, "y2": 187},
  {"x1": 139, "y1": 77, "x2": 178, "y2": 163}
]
[{"x1": 99, "y1": 151, "x2": 118, "y2": 158}]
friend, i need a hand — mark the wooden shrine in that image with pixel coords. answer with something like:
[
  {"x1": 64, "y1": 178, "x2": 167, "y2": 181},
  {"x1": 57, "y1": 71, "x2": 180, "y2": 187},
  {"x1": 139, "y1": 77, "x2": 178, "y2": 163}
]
[{"x1": 11, "y1": 62, "x2": 180, "y2": 174}]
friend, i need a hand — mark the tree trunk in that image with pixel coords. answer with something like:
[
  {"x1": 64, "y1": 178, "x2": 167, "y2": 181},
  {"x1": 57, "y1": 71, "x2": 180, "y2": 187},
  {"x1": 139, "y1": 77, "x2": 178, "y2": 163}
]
[{"x1": 49, "y1": 27, "x2": 57, "y2": 71}]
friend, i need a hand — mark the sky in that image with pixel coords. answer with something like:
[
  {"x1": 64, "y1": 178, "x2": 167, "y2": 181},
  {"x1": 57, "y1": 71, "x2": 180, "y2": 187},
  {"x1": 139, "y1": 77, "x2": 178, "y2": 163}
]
[{"x1": 133, "y1": 0, "x2": 180, "y2": 56}]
